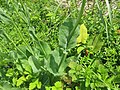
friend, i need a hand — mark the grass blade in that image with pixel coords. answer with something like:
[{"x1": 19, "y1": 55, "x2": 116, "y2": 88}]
[
  {"x1": 105, "y1": 0, "x2": 113, "y2": 28},
  {"x1": 96, "y1": 0, "x2": 109, "y2": 40}
]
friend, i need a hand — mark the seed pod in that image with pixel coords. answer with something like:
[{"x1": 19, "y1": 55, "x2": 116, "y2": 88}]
[{"x1": 85, "y1": 49, "x2": 88, "y2": 56}]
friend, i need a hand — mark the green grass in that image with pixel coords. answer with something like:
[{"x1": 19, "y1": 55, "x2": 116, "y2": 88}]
[{"x1": 0, "y1": 0, "x2": 120, "y2": 90}]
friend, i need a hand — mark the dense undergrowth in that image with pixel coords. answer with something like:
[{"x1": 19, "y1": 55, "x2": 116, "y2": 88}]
[{"x1": 0, "y1": 0, "x2": 120, "y2": 90}]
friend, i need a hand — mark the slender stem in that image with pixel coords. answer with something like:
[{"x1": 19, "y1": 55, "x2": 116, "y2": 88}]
[
  {"x1": 3, "y1": 31, "x2": 27, "y2": 58},
  {"x1": 12, "y1": 21, "x2": 34, "y2": 55},
  {"x1": 11, "y1": 1, "x2": 34, "y2": 55},
  {"x1": 92, "y1": 71, "x2": 110, "y2": 88},
  {"x1": 96, "y1": 0, "x2": 106, "y2": 26},
  {"x1": 96, "y1": 0, "x2": 109, "y2": 41},
  {"x1": 1, "y1": 43, "x2": 9, "y2": 52},
  {"x1": 67, "y1": 0, "x2": 86, "y2": 47},
  {"x1": 105, "y1": 0, "x2": 113, "y2": 27},
  {"x1": 105, "y1": 18, "x2": 109, "y2": 40},
  {"x1": 58, "y1": 52, "x2": 67, "y2": 71}
]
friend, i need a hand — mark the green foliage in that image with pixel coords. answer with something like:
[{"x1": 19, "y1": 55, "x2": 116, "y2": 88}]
[
  {"x1": 88, "y1": 34, "x2": 104, "y2": 52},
  {"x1": 59, "y1": 18, "x2": 79, "y2": 50},
  {"x1": 29, "y1": 79, "x2": 42, "y2": 90},
  {"x1": 77, "y1": 24, "x2": 89, "y2": 44},
  {"x1": 0, "y1": 0, "x2": 120, "y2": 90}
]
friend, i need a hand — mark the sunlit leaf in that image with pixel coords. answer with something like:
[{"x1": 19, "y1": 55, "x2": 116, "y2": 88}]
[
  {"x1": 77, "y1": 46, "x2": 84, "y2": 54},
  {"x1": 37, "y1": 81, "x2": 42, "y2": 89},
  {"x1": 77, "y1": 24, "x2": 89, "y2": 44},
  {"x1": 52, "y1": 86, "x2": 57, "y2": 90},
  {"x1": 68, "y1": 61, "x2": 77, "y2": 69},
  {"x1": 29, "y1": 82, "x2": 36, "y2": 90},
  {"x1": 54, "y1": 81, "x2": 62, "y2": 88},
  {"x1": 6, "y1": 69, "x2": 14, "y2": 77},
  {"x1": 12, "y1": 77, "x2": 17, "y2": 86},
  {"x1": 17, "y1": 76, "x2": 26, "y2": 86}
]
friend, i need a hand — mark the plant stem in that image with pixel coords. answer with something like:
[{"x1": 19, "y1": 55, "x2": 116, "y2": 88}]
[
  {"x1": 96, "y1": 0, "x2": 110, "y2": 43},
  {"x1": 67, "y1": 0, "x2": 86, "y2": 46},
  {"x1": 58, "y1": 0, "x2": 86, "y2": 72},
  {"x1": 58, "y1": 52, "x2": 67, "y2": 71},
  {"x1": 105, "y1": 0, "x2": 113, "y2": 27}
]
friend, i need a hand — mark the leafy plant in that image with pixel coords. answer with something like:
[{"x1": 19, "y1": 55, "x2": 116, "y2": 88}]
[{"x1": 0, "y1": 0, "x2": 120, "y2": 90}]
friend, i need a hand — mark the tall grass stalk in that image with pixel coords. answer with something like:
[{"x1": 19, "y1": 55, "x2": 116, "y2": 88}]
[
  {"x1": 10, "y1": 1, "x2": 34, "y2": 55},
  {"x1": 105, "y1": 0, "x2": 113, "y2": 28},
  {"x1": 96, "y1": 0, "x2": 109, "y2": 40},
  {"x1": 2, "y1": 30, "x2": 27, "y2": 58}
]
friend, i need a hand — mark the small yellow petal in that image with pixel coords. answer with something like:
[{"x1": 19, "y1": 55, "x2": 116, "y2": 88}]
[{"x1": 77, "y1": 24, "x2": 88, "y2": 44}]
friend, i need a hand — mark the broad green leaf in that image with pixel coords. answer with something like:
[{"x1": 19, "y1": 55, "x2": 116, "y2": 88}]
[
  {"x1": 28, "y1": 56, "x2": 43, "y2": 71},
  {"x1": 59, "y1": 18, "x2": 79, "y2": 50},
  {"x1": 11, "y1": 88, "x2": 25, "y2": 90},
  {"x1": 29, "y1": 79, "x2": 41, "y2": 90},
  {"x1": 36, "y1": 41, "x2": 51, "y2": 59},
  {"x1": 6, "y1": 69, "x2": 14, "y2": 77},
  {"x1": 29, "y1": 82, "x2": 36, "y2": 90},
  {"x1": 17, "y1": 46, "x2": 27, "y2": 59},
  {"x1": 22, "y1": 60, "x2": 32, "y2": 73},
  {"x1": 58, "y1": 59, "x2": 68, "y2": 75},
  {"x1": 16, "y1": 63, "x2": 24, "y2": 72},
  {"x1": 52, "y1": 86, "x2": 57, "y2": 90},
  {"x1": 17, "y1": 76, "x2": 26, "y2": 86},
  {"x1": 69, "y1": 69, "x2": 76, "y2": 74},
  {"x1": 88, "y1": 34, "x2": 104, "y2": 52},
  {"x1": 12, "y1": 77, "x2": 17, "y2": 86},
  {"x1": 9, "y1": 51, "x2": 17, "y2": 60},
  {"x1": 72, "y1": 75, "x2": 77, "y2": 81},
  {"x1": 28, "y1": 56, "x2": 39, "y2": 73},
  {"x1": 47, "y1": 49, "x2": 68, "y2": 76},
  {"x1": 87, "y1": 36, "x2": 94, "y2": 47},
  {"x1": 45, "y1": 86, "x2": 51, "y2": 90},
  {"x1": 92, "y1": 34, "x2": 104, "y2": 52},
  {"x1": 37, "y1": 82, "x2": 42, "y2": 89},
  {"x1": 66, "y1": 88, "x2": 71, "y2": 90},
  {"x1": 77, "y1": 46, "x2": 84, "y2": 54},
  {"x1": 47, "y1": 51, "x2": 59, "y2": 74},
  {"x1": 97, "y1": 73, "x2": 102, "y2": 80},
  {"x1": 77, "y1": 24, "x2": 89, "y2": 44},
  {"x1": 54, "y1": 81, "x2": 62, "y2": 88},
  {"x1": 1, "y1": 83, "x2": 12, "y2": 90},
  {"x1": 90, "y1": 83, "x2": 95, "y2": 89},
  {"x1": 51, "y1": 48, "x2": 61, "y2": 65},
  {"x1": 26, "y1": 75, "x2": 32, "y2": 80},
  {"x1": 46, "y1": 12, "x2": 55, "y2": 17},
  {"x1": 68, "y1": 61, "x2": 77, "y2": 69},
  {"x1": 47, "y1": 49, "x2": 58, "y2": 74},
  {"x1": 57, "y1": 88, "x2": 62, "y2": 90},
  {"x1": 0, "y1": 85, "x2": 25, "y2": 90},
  {"x1": 29, "y1": 27, "x2": 38, "y2": 41}
]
